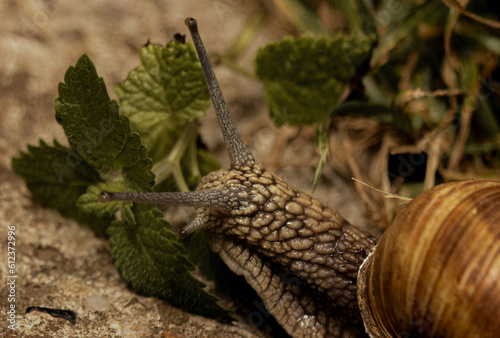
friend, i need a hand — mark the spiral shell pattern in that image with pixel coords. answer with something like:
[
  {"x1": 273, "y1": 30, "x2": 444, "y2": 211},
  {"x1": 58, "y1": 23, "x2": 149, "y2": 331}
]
[{"x1": 358, "y1": 180, "x2": 500, "y2": 337}]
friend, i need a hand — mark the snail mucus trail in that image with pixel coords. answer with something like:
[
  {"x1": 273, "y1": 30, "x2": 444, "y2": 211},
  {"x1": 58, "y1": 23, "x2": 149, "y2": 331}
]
[{"x1": 100, "y1": 18, "x2": 376, "y2": 337}]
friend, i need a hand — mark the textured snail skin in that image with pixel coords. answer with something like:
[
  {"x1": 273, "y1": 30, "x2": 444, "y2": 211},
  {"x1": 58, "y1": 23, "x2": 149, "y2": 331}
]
[
  {"x1": 194, "y1": 164, "x2": 376, "y2": 337},
  {"x1": 357, "y1": 180, "x2": 500, "y2": 338}
]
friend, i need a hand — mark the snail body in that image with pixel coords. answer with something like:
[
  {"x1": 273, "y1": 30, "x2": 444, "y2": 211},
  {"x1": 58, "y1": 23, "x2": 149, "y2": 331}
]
[
  {"x1": 100, "y1": 18, "x2": 500, "y2": 338},
  {"x1": 192, "y1": 164, "x2": 376, "y2": 336}
]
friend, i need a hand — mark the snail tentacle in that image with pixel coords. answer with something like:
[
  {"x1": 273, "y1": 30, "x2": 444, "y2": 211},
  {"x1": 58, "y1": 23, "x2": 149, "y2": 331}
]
[
  {"x1": 98, "y1": 189, "x2": 239, "y2": 211},
  {"x1": 185, "y1": 17, "x2": 254, "y2": 168}
]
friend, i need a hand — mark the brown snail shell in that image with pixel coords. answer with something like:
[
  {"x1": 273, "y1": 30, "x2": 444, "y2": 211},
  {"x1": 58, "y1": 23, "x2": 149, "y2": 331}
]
[{"x1": 357, "y1": 179, "x2": 500, "y2": 337}]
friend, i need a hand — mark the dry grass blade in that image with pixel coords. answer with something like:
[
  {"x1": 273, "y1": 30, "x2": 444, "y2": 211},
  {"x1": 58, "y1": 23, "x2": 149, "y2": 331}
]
[
  {"x1": 351, "y1": 177, "x2": 412, "y2": 204},
  {"x1": 394, "y1": 88, "x2": 466, "y2": 108},
  {"x1": 442, "y1": 0, "x2": 500, "y2": 29}
]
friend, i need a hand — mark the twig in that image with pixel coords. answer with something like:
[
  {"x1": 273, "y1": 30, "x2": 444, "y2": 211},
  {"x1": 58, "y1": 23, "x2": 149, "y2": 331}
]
[
  {"x1": 442, "y1": 0, "x2": 500, "y2": 30},
  {"x1": 351, "y1": 177, "x2": 413, "y2": 204}
]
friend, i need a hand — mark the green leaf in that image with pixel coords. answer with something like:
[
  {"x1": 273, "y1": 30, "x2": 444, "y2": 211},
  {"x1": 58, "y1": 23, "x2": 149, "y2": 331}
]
[
  {"x1": 122, "y1": 158, "x2": 155, "y2": 192},
  {"x1": 54, "y1": 54, "x2": 154, "y2": 191},
  {"x1": 11, "y1": 139, "x2": 112, "y2": 235},
  {"x1": 255, "y1": 34, "x2": 375, "y2": 126},
  {"x1": 108, "y1": 203, "x2": 233, "y2": 323},
  {"x1": 115, "y1": 42, "x2": 211, "y2": 162},
  {"x1": 77, "y1": 182, "x2": 135, "y2": 225},
  {"x1": 52, "y1": 54, "x2": 230, "y2": 321}
]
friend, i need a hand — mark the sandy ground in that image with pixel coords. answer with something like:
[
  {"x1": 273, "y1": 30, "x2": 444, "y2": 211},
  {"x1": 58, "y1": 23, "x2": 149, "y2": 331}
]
[{"x1": 0, "y1": 1, "x2": 370, "y2": 337}]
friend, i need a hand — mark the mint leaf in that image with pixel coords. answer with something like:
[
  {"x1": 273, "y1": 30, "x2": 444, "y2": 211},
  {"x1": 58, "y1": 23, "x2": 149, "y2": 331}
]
[
  {"x1": 77, "y1": 182, "x2": 135, "y2": 225},
  {"x1": 11, "y1": 139, "x2": 112, "y2": 235},
  {"x1": 108, "y1": 203, "x2": 233, "y2": 322},
  {"x1": 255, "y1": 34, "x2": 375, "y2": 126},
  {"x1": 55, "y1": 53, "x2": 230, "y2": 321},
  {"x1": 122, "y1": 158, "x2": 155, "y2": 192},
  {"x1": 115, "y1": 42, "x2": 211, "y2": 162},
  {"x1": 115, "y1": 42, "x2": 219, "y2": 193},
  {"x1": 54, "y1": 54, "x2": 154, "y2": 191}
]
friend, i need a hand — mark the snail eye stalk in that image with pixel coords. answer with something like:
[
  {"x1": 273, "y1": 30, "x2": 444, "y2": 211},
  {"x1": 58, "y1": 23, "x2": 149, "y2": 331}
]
[{"x1": 185, "y1": 17, "x2": 254, "y2": 168}]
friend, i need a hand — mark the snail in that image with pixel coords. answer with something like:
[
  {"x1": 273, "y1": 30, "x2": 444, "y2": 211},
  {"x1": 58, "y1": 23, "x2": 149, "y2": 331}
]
[{"x1": 99, "y1": 18, "x2": 500, "y2": 338}]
